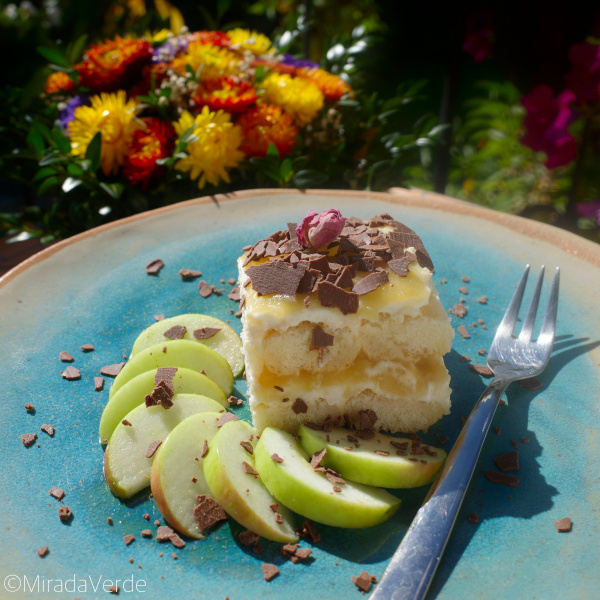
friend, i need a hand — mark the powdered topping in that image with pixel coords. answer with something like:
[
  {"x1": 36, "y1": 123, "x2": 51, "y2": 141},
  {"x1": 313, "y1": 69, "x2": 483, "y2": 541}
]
[{"x1": 241, "y1": 212, "x2": 430, "y2": 313}]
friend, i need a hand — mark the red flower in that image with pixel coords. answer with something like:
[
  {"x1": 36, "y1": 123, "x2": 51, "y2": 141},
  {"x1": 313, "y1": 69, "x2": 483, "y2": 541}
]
[
  {"x1": 123, "y1": 118, "x2": 174, "y2": 188},
  {"x1": 565, "y1": 42, "x2": 600, "y2": 105},
  {"x1": 75, "y1": 35, "x2": 152, "y2": 92},
  {"x1": 296, "y1": 209, "x2": 346, "y2": 248},
  {"x1": 192, "y1": 77, "x2": 258, "y2": 113},
  {"x1": 238, "y1": 104, "x2": 298, "y2": 157},
  {"x1": 192, "y1": 30, "x2": 231, "y2": 47},
  {"x1": 521, "y1": 85, "x2": 578, "y2": 169}
]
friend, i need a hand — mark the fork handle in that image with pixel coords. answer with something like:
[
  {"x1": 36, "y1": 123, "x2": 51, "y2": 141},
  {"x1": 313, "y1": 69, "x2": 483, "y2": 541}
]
[{"x1": 370, "y1": 379, "x2": 509, "y2": 600}]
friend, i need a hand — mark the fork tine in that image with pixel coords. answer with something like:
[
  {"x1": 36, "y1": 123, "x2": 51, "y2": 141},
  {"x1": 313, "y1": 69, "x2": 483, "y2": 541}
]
[
  {"x1": 497, "y1": 264, "x2": 529, "y2": 338},
  {"x1": 519, "y1": 265, "x2": 545, "y2": 342},
  {"x1": 538, "y1": 267, "x2": 560, "y2": 346}
]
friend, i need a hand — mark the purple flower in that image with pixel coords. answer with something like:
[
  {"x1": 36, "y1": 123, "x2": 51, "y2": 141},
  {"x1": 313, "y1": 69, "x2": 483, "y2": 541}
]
[
  {"x1": 577, "y1": 199, "x2": 600, "y2": 226},
  {"x1": 296, "y1": 209, "x2": 346, "y2": 248},
  {"x1": 153, "y1": 35, "x2": 190, "y2": 63},
  {"x1": 280, "y1": 54, "x2": 320, "y2": 70},
  {"x1": 59, "y1": 95, "x2": 90, "y2": 131},
  {"x1": 521, "y1": 85, "x2": 578, "y2": 169}
]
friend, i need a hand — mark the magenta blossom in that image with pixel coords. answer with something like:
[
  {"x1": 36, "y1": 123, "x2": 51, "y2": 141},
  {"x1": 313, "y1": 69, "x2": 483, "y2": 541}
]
[
  {"x1": 462, "y1": 11, "x2": 494, "y2": 64},
  {"x1": 576, "y1": 199, "x2": 600, "y2": 226},
  {"x1": 296, "y1": 209, "x2": 347, "y2": 248},
  {"x1": 521, "y1": 85, "x2": 578, "y2": 169},
  {"x1": 565, "y1": 42, "x2": 600, "y2": 105}
]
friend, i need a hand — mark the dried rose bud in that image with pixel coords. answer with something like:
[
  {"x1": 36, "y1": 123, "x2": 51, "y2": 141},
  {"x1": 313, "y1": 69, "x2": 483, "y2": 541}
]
[{"x1": 296, "y1": 209, "x2": 346, "y2": 248}]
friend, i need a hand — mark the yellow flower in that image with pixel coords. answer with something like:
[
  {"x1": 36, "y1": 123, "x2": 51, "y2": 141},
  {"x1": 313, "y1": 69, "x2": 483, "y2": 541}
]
[
  {"x1": 69, "y1": 91, "x2": 141, "y2": 175},
  {"x1": 171, "y1": 40, "x2": 240, "y2": 81},
  {"x1": 261, "y1": 74, "x2": 324, "y2": 126},
  {"x1": 173, "y1": 107, "x2": 244, "y2": 189},
  {"x1": 227, "y1": 28, "x2": 272, "y2": 55},
  {"x1": 148, "y1": 28, "x2": 172, "y2": 44}
]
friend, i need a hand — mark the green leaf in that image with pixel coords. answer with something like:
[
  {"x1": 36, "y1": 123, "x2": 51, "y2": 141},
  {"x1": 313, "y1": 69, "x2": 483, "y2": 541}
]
[
  {"x1": 62, "y1": 177, "x2": 83, "y2": 193},
  {"x1": 51, "y1": 128, "x2": 72, "y2": 154},
  {"x1": 67, "y1": 162, "x2": 85, "y2": 177},
  {"x1": 37, "y1": 46, "x2": 69, "y2": 68},
  {"x1": 27, "y1": 131, "x2": 45, "y2": 157},
  {"x1": 38, "y1": 176, "x2": 60, "y2": 195},
  {"x1": 85, "y1": 131, "x2": 102, "y2": 173},
  {"x1": 280, "y1": 159, "x2": 293, "y2": 183},
  {"x1": 31, "y1": 121, "x2": 52, "y2": 143},
  {"x1": 32, "y1": 167, "x2": 57, "y2": 182},
  {"x1": 39, "y1": 151, "x2": 67, "y2": 167},
  {"x1": 293, "y1": 169, "x2": 328, "y2": 189},
  {"x1": 266, "y1": 143, "x2": 279, "y2": 159},
  {"x1": 99, "y1": 182, "x2": 124, "y2": 199},
  {"x1": 67, "y1": 34, "x2": 88, "y2": 65},
  {"x1": 249, "y1": 157, "x2": 281, "y2": 182}
]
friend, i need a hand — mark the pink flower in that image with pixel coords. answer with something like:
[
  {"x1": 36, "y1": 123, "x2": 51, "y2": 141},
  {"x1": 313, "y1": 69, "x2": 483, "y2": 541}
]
[
  {"x1": 521, "y1": 85, "x2": 578, "y2": 169},
  {"x1": 462, "y1": 11, "x2": 494, "y2": 64},
  {"x1": 576, "y1": 199, "x2": 600, "y2": 226},
  {"x1": 565, "y1": 42, "x2": 600, "y2": 105},
  {"x1": 296, "y1": 209, "x2": 347, "y2": 248}
]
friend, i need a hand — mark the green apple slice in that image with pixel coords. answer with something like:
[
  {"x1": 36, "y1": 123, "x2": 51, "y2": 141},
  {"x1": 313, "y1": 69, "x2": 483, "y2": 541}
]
[
  {"x1": 99, "y1": 367, "x2": 227, "y2": 444},
  {"x1": 109, "y1": 340, "x2": 233, "y2": 399},
  {"x1": 203, "y1": 419, "x2": 298, "y2": 543},
  {"x1": 131, "y1": 314, "x2": 244, "y2": 377},
  {"x1": 151, "y1": 412, "x2": 222, "y2": 539},
  {"x1": 298, "y1": 425, "x2": 446, "y2": 489},
  {"x1": 104, "y1": 393, "x2": 227, "y2": 499},
  {"x1": 254, "y1": 427, "x2": 401, "y2": 529}
]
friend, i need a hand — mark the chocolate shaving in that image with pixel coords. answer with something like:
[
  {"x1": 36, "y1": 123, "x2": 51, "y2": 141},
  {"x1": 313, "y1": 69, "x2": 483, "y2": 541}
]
[
  {"x1": 316, "y1": 280, "x2": 359, "y2": 315},
  {"x1": 310, "y1": 448, "x2": 327, "y2": 468},
  {"x1": 246, "y1": 261, "x2": 307, "y2": 296},
  {"x1": 261, "y1": 564, "x2": 279, "y2": 582},
  {"x1": 145, "y1": 379, "x2": 175, "y2": 408},
  {"x1": 59, "y1": 351, "x2": 74, "y2": 362},
  {"x1": 457, "y1": 325, "x2": 470, "y2": 339},
  {"x1": 61, "y1": 366, "x2": 81, "y2": 380},
  {"x1": 352, "y1": 270, "x2": 389, "y2": 295},
  {"x1": 239, "y1": 530, "x2": 261, "y2": 546},
  {"x1": 49, "y1": 486, "x2": 65, "y2": 500},
  {"x1": 242, "y1": 461, "x2": 259, "y2": 476},
  {"x1": 94, "y1": 377, "x2": 104, "y2": 391},
  {"x1": 358, "y1": 409, "x2": 378, "y2": 430},
  {"x1": 352, "y1": 571, "x2": 377, "y2": 593},
  {"x1": 145, "y1": 440, "x2": 162, "y2": 458},
  {"x1": 494, "y1": 450, "x2": 519, "y2": 472},
  {"x1": 37, "y1": 546, "x2": 49, "y2": 558},
  {"x1": 201, "y1": 439, "x2": 209, "y2": 458},
  {"x1": 169, "y1": 532, "x2": 186, "y2": 548},
  {"x1": 228, "y1": 287, "x2": 241, "y2": 301},
  {"x1": 179, "y1": 268, "x2": 202, "y2": 279},
  {"x1": 21, "y1": 433, "x2": 37, "y2": 447},
  {"x1": 217, "y1": 413, "x2": 239, "y2": 427},
  {"x1": 469, "y1": 364, "x2": 494, "y2": 378},
  {"x1": 156, "y1": 525, "x2": 174, "y2": 542},
  {"x1": 554, "y1": 517, "x2": 572, "y2": 532},
  {"x1": 484, "y1": 470, "x2": 519, "y2": 487},
  {"x1": 292, "y1": 398, "x2": 308, "y2": 414},
  {"x1": 467, "y1": 512, "x2": 479, "y2": 523},
  {"x1": 123, "y1": 534, "x2": 135, "y2": 546},
  {"x1": 240, "y1": 440, "x2": 254, "y2": 455},
  {"x1": 193, "y1": 495, "x2": 228, "y2": 532},
  {"x1": 41, "y1": 424, "x2": 54, "y2": 437},
  {"x1": 271, "y1": 453, "x2": 284, "y2": 463},
  {"x1": 325, "y1": 471, "x2": 345, "y2": 485},
  {"x1": 311, "y1": 324, "x2": 334, "y2": 348},
  {"x1": 163, "y1": 324, "x2": 187, "y2": 340},
  {"x1": 453, "y1": 303, "x2": 467, "y2": 318},
  {"x1": 25, "y1": 403, "x2": 35, "y2": 413},
  {"x1": 476, "y1": 295, "x2": 488, "y2": 304},
  {"x1": 198, "y1": 280, "x2": 214, "y2": 298},
  {"x1": 100, "y1": 363, "x2": 125, "y2": 377},
  {"x1": 146, "y1": 259, "x2": 164, "y2": 275}
]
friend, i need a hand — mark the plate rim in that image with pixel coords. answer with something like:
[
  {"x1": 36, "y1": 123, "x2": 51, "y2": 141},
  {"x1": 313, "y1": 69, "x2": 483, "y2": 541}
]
[{"x1": 2, "y1": 187, "x2": 599, "y2": 289}]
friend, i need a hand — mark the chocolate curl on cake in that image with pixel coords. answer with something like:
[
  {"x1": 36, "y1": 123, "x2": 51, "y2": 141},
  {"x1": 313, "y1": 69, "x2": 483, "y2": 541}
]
[{"x1": 296, "y1": 209, "x2": 346, "y2": 249}]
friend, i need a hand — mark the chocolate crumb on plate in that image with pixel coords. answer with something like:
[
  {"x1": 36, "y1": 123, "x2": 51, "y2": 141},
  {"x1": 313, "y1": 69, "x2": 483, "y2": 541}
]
[
  {"x1": 37, "y1": 546, "x2": 49, "y2": 558},
  {"x1": 21, "y1": 433, "x2": 37, "y2": 447},
  {"x1": 453, "y1": 303, "x2": 467, "y2": 318},
  {"x1": 59, "y1": 351, "x2": 74, "y2": 362},
  {"x1": 61, "y1": 366, "x2": 81, "y2": 380},
  {"x1": 467, "y1": 512, "x2": 479, "y2": 523},
  {"x1": 58, "y1": 505, "x2": 72, "y2": 521},
  {"x1": 154, "y1": 314, "x2": 165, "y2": 321},
  {"x1": 511, "y1": 439, "x2": 518, "y2": 449},
  {"x1": 155, "y1": 525, "x2": 174, "y2": 542},
  {"x1": 49, "y1": 486, "x2": 65, "y2": 500},
  {"x1": 521, "y1": 437, "x2": 530, "y2": 444},
  {"x1": 146, "y1": 259, "x2": 164, "y2": 275},
  {"x1": 352, "y1": 571, "x2": 377, "y2": 593},
  {"x1": 193, "y1": 495, "x2": 227, "y2": 532},
  {"x1": 25, "y1": 403, "x2": 35, "y2": 413},
  {"x1": 469, "y1": 364, "x2": 494, "y2": 378},
  {"x1": 299, "y1": 519, "x2": 320, "y2": 543},
  {"x1": 123, "y1": 535, "x2": 135, "y2": 546},
  {"x1": 179, "y1": 268, "x2": 202, "y2": 279},
  {"x1": 94, "y1": 376, "x2": 104, "y2": 391},
  {"x1": 228, "y1": 287, "x2": 241, "y2": 301},
  {"x1": 238, "y1": 530, "x2": 261, "y2": 546},
  {"x1": 494, "y1": 426, "x2": 502, "y2": 435},
  {"x1": 198, "y1": 280, "x2": 214, "y2": 298},
  {"x1": 141, "y1": 529, "x2": 152, "y2": 538},
  {"x1": 458, "y1": 286, "x2": 468, "y2": 295},
  {"x1": 484, "y1": 470, "x2": 519, "y2": 487},
  {"x1": 169, "y1": 533, "x2": 186, "y2": 548},
  {"x1": 80, "y1": 343, "x2": 94, "y2": 352},
  {"x1": 145, "y1": 440, "x2": 162, "y2": 458},
  {"x1": 457, "y1": 325, "x2": 470, "y2": 339},
  {"x1": 554, "y1": 517, "x2": 572, "y2": 532},
  {"x1": 193, "y1": 327, "x2": 221, "y2": 340},
  {"x1": 495, "y1": 450, "x2": 519, "y2": 472},
  {"x1": 107, "y1": 584, "x2": 120, "y2": 594},
  {"x1": 476, "y1": 295, "x2": 488, "y2": 304},
  {"x1": 100, "y1": 363, "x2": 125, "y2": 377},
  {"x1": 261, "y1": 563, "x2": 279, "y2": 582}
]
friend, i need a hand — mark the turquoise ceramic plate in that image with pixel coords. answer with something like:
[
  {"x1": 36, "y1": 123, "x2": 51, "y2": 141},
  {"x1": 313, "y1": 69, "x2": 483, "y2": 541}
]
[{"x1": 1, "y1": 189, "x2": 599, "y2": 600}]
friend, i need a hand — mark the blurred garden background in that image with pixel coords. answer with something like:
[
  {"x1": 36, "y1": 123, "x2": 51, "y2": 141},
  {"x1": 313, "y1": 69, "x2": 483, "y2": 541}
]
[{"x1": 2, "y1": 0, "x2": 600, "y2": 247}]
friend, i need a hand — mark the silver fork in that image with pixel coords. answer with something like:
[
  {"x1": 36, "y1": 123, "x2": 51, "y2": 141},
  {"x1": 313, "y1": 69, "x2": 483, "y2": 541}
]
[{"x1": 370, "y1": 264, "x2": 560, "y2": 600}]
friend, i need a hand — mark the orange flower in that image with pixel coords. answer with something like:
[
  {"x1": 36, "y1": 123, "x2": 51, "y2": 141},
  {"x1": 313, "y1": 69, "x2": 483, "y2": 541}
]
[
  {"x1": 238, "y1": 104, "x2": 298, "y2": 157},
  {"x1": 296, "y1": 67, "x2": 352, "y2": 103},
  {"x1": 75, "y1": 35, "x2": 152, "y2": 92},
  {"x1": 192, "y1": 77, "x2": 257, "y2": 113},
  {"x1": 44, "y1": 72, "x2": 75, "y2": 95},
  {"x1": 123, "y1": 117, "x2": 174, "y2": 188},
  {"x1": 192, "y1": 30, "x2": 231, "y2": 47}
]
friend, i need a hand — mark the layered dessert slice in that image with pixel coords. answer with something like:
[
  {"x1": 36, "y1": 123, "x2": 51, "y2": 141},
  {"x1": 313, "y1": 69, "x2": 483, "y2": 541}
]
[{"x1": 238, "y1": 210, "x2": 454, "y2": 433}]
